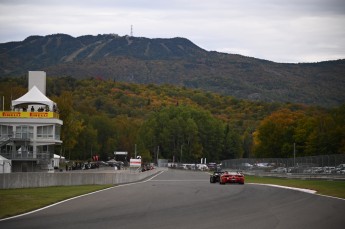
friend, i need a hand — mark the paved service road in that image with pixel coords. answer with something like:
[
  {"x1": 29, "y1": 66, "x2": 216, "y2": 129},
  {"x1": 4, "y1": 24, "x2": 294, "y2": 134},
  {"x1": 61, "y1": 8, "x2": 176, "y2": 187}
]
[{"x1": 1, "y1": 169, "x2": 344, "y2": 229}]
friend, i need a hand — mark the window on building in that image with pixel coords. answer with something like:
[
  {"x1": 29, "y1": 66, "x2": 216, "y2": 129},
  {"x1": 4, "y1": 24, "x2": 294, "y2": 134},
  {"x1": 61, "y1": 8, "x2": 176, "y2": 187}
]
[
  {"x1": 55, "y1": 125, "x2": 61, "y2": 140},
  {"x1": 0, "y1": 125, "x2": 13, "y2": 138},
  {"x1": 15, "y1": 126, "x2": 33, "y2": 139},
  {"x1": 37, "y1": 125, "x2": 54, "y2": 139}
]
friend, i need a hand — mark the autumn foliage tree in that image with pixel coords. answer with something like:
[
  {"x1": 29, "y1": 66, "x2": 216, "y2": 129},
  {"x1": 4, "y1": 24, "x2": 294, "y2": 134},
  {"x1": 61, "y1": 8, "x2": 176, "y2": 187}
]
[
  {"x1": 253, "y1": 109, "x2": 305, "y2": 158},
  {"x1": 52, "y1": 91, "x2": 84, "y2": 159},
  {"x1": 254, "y1": 106, "x2": 345, "y2": 158},
  {"x1": 138, "y1": 105, "x2": 225, "y2": 163}
]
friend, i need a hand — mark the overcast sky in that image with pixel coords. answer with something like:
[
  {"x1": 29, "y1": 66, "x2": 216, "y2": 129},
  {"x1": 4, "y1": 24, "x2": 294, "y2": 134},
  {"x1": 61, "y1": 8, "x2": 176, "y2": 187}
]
[{"x1": 0, "y1": 0, "x2": 344, "y2": 63}]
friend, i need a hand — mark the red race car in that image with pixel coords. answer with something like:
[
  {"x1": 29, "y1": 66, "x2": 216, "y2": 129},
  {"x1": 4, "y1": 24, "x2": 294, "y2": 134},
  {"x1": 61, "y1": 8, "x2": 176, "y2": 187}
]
[{"x1": 219, "y1": 171, "x2": 244, "y2": 185}]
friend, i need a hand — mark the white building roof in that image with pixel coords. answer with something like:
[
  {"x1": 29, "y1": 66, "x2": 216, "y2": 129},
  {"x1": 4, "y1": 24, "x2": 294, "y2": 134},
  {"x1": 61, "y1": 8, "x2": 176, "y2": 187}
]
[{"x1": 11, "y1": 86, "x2": 56, "y2": 109}]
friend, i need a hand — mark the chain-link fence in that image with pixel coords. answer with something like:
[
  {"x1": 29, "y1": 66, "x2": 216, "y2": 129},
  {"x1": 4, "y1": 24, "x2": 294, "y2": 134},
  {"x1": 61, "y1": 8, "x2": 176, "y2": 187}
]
[{"x1": 221, "y1": 154, "x2": 345, "y2": 175}]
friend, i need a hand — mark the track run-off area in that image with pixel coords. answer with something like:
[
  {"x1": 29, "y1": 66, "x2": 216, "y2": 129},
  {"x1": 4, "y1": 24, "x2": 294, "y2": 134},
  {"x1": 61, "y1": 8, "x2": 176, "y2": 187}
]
[{"x1": 1, "y1": 169, "x2": 344, "y2": 229}]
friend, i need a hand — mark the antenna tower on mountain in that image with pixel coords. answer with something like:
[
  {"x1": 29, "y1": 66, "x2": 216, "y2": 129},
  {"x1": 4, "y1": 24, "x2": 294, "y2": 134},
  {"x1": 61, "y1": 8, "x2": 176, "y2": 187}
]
[{"x1": 130, "y1": 25, "x2": 133, "y2": 37}]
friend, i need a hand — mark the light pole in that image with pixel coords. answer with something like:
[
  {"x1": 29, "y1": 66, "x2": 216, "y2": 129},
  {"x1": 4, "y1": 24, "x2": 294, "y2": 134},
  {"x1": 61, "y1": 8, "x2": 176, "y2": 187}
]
[
  {"x1": 293, "y1": 142, "x2": 296, "y2": 167},
  {"x1": 180, "y1": 145, "x2": 183, "y2": 163},
  {"x1": 157, "y1": 145, "x2": 159, "y2": 165}
]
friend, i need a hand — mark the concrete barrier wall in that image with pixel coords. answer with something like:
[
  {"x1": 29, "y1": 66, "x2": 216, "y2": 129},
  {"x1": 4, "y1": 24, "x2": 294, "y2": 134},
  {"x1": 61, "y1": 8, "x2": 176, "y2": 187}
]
[{"x1": 0, "y1": 169, "x2": 161, "y2": 189}]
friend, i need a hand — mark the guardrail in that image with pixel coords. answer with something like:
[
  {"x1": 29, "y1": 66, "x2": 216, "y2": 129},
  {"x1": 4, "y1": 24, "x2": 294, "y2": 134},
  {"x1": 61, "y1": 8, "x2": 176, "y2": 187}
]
[{"x1": 0, "y1": 151, "x2": 50, "y2": 160}]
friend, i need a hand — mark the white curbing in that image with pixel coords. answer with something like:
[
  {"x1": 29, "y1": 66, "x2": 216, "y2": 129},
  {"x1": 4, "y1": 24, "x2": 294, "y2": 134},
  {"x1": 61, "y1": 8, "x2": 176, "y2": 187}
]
[{"x1": 249, "y1": 183, "x2": 316, "y2": 194}]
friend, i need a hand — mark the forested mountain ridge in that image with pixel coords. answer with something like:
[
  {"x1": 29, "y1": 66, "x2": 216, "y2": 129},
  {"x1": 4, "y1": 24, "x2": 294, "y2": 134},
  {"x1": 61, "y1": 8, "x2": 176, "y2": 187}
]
[
  {"x1": 1, "y1": 77, "x2": 344, "y2": 162},
  {"x1": 1, "y1": 33, "x2": 344, "y2": 107}
]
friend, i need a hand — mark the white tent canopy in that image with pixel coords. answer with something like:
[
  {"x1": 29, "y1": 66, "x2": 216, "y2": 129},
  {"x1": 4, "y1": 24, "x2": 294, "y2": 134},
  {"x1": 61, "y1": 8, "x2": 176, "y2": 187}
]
[
  {"x1": 54, "y1": 154, "x2": 65, "y2": 159},
  {"x1": 53, "y1": 154, "x2": 65, "y2": 169},
  {"x1": 11, "y1": 86, "x2": 56, "y2": 110},
  {"x1": 0, "y1": 155, "x2": 11, "y2": 173}
]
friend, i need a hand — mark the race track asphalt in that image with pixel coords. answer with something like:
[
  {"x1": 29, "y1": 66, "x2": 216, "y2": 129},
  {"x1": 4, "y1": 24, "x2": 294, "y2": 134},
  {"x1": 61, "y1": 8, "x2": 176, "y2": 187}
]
[{"x1": 1, "y1": 169, "x2": 344, "y2": 229}]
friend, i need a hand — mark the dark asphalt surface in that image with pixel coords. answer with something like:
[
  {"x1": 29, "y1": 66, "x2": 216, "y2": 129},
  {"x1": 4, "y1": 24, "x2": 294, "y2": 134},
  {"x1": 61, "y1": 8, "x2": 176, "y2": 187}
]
[{"x1": 1, "y1": 169, "x2": 345, "y2": 229}]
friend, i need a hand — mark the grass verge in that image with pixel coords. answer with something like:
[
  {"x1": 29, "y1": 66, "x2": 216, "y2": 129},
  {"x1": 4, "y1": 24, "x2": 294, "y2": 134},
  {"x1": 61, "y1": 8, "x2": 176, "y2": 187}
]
[
  {"x1": 0, "y1": 185, "x2": 113, "y2": 219},
  {"x1": 245, "y1": 175, "x2": 345, "y2": 199}
]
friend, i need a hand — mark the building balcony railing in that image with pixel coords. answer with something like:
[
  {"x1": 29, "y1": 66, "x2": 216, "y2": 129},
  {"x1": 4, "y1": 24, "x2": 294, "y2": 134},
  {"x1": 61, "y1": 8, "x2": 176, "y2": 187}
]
[
  {"x1": 0, "y1": 111, "x2": 59, "y2": 119},
  {"x1": 0, "y1": 151, "x2": 51, "y2": 160}
]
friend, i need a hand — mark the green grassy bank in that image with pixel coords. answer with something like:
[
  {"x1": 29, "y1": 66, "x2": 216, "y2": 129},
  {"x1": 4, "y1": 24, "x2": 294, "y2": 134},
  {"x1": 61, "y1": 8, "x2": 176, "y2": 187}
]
[
  {"x1": 246, "y1": 175, "x2": 345, "y2": 199},
  {"x1": 0, "y1": 185, "x2": 112, "y2": 219}
]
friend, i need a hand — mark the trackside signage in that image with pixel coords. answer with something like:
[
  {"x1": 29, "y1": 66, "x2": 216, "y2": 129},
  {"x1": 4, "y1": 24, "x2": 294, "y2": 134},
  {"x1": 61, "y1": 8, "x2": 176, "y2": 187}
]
[
  {"x1": 130, "y1": 159, "x2": 141, "y2": 167},
  {"x1": 1, "y1": 112, "x2": 21, "y2": 117},
  {"x1": 0, "y1": 111, "x2": 58, "y2": 118}
]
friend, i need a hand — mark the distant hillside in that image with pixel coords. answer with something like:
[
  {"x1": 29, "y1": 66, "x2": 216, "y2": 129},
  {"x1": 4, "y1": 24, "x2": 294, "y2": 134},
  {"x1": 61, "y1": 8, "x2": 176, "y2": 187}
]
[{"x1": 1, "y1": 33, "x2": 344, "y2": 107}]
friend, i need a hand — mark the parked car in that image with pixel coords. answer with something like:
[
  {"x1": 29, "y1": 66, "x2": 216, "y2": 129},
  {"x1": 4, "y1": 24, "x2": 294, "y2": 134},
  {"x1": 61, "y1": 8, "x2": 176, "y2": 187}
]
[
  {"x1": 197, "y1": 164, "x2": 209, "y2": 171},
  {"x1": 219, "y1": 171, "x2": 244, "y2": 185},
  {"x1": 335, "y1": 164, "x2": 345, "y2": 174},
  {"x1": 271, "y1": 167, "x2": 287, "y2": 173},
  {"x1": 239, "y1": 163, "x2": 253, "y2": 170},
  {"x1": 207, "y1": 163, "x2": 217, "y2": 171},
  {"x1": 322, "y1": 167, "x2": 335, "y2": 174},
  {"x1": 338, "y1": 169, "x2": 345, "y2": 174},
  {"x1": 210, "y1": 171, "x2": 224, "y2": 183}
]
